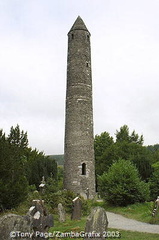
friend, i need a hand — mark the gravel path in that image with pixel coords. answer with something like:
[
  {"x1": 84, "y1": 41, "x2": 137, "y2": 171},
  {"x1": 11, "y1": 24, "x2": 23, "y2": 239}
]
[{"x1": 107, "y1": 212, "x2": 159, "y2": 234}]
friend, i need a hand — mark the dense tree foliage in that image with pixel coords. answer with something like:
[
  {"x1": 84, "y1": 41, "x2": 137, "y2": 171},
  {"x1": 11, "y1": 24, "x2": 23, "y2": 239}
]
[
  {"x1": 25, "y1": 148, "x2": 57, "y2": 188},
  {"x1": 0, "y1": 125, "x2": 57, "y2": 211},
  {"x1": 98, "y1": 159, "x2": 150, "y2": 206},
  {"x1": 95, "y1": 125, "x2": 152, "y2": 181},
  {"x1": 0, "y1": 126, "x2": 28, "y2": 210},
  {"x1": 94, "y1": 132, "x2": 114, "y2": 157},
  {"x1": 94, "y1": 125, "x2": 159, "y2": 204},
  {"x1": 94, "y1": 132, "x2": 114, "y2": 175},
  {"x1": 116, "y1": 125, "x2": 144, "y2": 145},
  {"x1": 1, "y1": 123, "x2": 159, "y2": 211}
]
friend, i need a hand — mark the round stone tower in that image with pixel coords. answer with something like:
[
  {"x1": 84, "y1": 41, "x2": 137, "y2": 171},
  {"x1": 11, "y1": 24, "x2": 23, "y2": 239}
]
[{"x1": 64, "y1": 16, "x2": 96, "y2": 199}]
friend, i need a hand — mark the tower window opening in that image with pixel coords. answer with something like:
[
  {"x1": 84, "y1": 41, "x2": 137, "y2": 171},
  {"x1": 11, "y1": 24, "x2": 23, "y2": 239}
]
[
  {"x1": 82, "y1": 163, "x2": 86, "y2": 175},
  {"x1": 86, "y1": 62, "x2": 89, "y2": 67},
  {"x1": 87, "y1": 35, "x2": 90, "y2": 41},
  {"x1": 72, "y1": 34, "x2": 74, "y2": 39}
]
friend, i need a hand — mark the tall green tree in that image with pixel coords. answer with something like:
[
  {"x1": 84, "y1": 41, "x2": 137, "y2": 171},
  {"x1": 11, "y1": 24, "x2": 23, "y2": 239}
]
[
  {"x1": 94, "y1": 125, "x2": 152, "y2": 181},
  {"x1": 8, "y1": 124, "x2": 28, "y2": 149},
  {"x1": 0, "y1": 126, "x2": 29, "y2": 210},
  {"x1": 94, "y1": 132, "x2": 114, "y2": 157},
  {"x1": 116, "y1": 125, "x2": 144, "y2": 145},
  {"x1": 0, "y1": 125, "x2": 58, "y2": 211},
  {"x1": 114, "y1": 141, "x2": 152, "y2": 181},
  {"x1": 94, "y1": 132, "x2": 114, "y2": 176}
]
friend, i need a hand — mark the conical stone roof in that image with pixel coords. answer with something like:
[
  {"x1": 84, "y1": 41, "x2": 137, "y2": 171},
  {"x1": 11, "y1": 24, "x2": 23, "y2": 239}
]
[{"x1": 68, "y1": 16, "x2": 89, "y2": 33}]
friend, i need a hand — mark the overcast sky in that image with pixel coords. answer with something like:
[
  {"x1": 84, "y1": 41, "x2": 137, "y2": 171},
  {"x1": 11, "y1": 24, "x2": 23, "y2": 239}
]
[{"x1": 0, "y1": 0, "x2": 159, "y2": 155}]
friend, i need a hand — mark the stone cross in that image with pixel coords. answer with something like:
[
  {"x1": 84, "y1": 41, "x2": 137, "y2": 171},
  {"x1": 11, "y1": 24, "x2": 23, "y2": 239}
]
[
  {"x1": 28, "y1": 200, "x2": 53, "y2": 239},
  {"x1": 71, "y1": 197, "x2": 82, "y2": 220}
]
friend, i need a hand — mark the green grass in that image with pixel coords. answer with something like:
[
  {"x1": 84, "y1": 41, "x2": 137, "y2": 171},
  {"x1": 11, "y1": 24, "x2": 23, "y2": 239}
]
[
  {"x1": 53, "y1": 214, "x2": 87, "y2": 232},
  {"x1": 1, "y1": 196, "x2": 159, "y2": 239},
  {"x1": 49, "y1": 214, "x2": 159, "y2": 240},
  {"x1": 111, "y1": 228, "x2": 159, "y2": 240},
  {"x1": 93, "y1": 201, "x2": 159, "y2": 224}
]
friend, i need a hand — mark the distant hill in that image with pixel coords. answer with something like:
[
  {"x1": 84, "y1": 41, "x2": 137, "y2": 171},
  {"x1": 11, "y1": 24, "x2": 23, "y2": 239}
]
[{"x1": 48, "y1": 154, "x2": 64, "y2": 166}]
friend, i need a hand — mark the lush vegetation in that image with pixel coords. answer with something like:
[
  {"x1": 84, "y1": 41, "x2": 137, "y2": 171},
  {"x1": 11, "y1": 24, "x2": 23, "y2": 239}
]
[
  {"x1": 98, "y1": 159, "x2": 150, "y2": 206},
  {"x1": 95, "y1": 125, "x2": 152, "y2": 181},
  {"x1": 1, "y1": 123, "x2": 159, "y2": 235},
  {"x1": 95, "y1": 125, "x2": 159, "y2": 205},
  {"x1": 0, "y1": 125, "x2": 57, "y2": 211},
  {"x1": 8, "y1": 198, "x2": 159, "y2": 239},
  {"x1": 1, "y1": 124, "x2": 159, "y2": 211}
]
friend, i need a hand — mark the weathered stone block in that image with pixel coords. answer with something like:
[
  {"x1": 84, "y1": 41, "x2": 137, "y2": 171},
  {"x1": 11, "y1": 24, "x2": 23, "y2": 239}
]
[
  {"x1": 85, "y1": 207, "x2": 108, "y2": 240},
  {"x1": 58, "y1": 203, "x2": 66, "y2": 222},
  {"x1": 0, "y1": 214, "x2": 33, "y2": 240}
]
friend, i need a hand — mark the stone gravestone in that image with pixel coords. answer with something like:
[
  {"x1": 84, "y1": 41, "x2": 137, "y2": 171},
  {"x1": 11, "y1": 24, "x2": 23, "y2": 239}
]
[
  {"x1": 85, "y1": 207, "x2": 108, "y2": 240},
  {"x1": 0, "y1": 214, "x2": 33, "y2": 240},
  {"x1": 71, "y1": 197, "x2": 82, "y2": 220},
  {"x1": 58, "y1": 203, "x2": 66, "y2": 222},
  {"x1": 0, "y1": 200, "x2": 53, "y2": 240}
]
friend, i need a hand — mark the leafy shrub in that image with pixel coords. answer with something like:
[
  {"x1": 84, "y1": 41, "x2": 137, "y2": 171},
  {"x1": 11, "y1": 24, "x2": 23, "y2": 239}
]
[
  {"x1": 42, "y1": 178, "x2": 92, "y2": 215},
  {"x1": 98, "y1": 159, "x2": 150, "y2": 206},
  {"x1": 43, "y1": 177, "x2": 77, "y2": 213}
]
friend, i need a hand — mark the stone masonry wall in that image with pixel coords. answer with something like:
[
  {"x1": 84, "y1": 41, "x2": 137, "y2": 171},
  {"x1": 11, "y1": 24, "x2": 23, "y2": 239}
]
[{"x1": 64, "y1": 17, "x2": 96, "y2": 199}]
